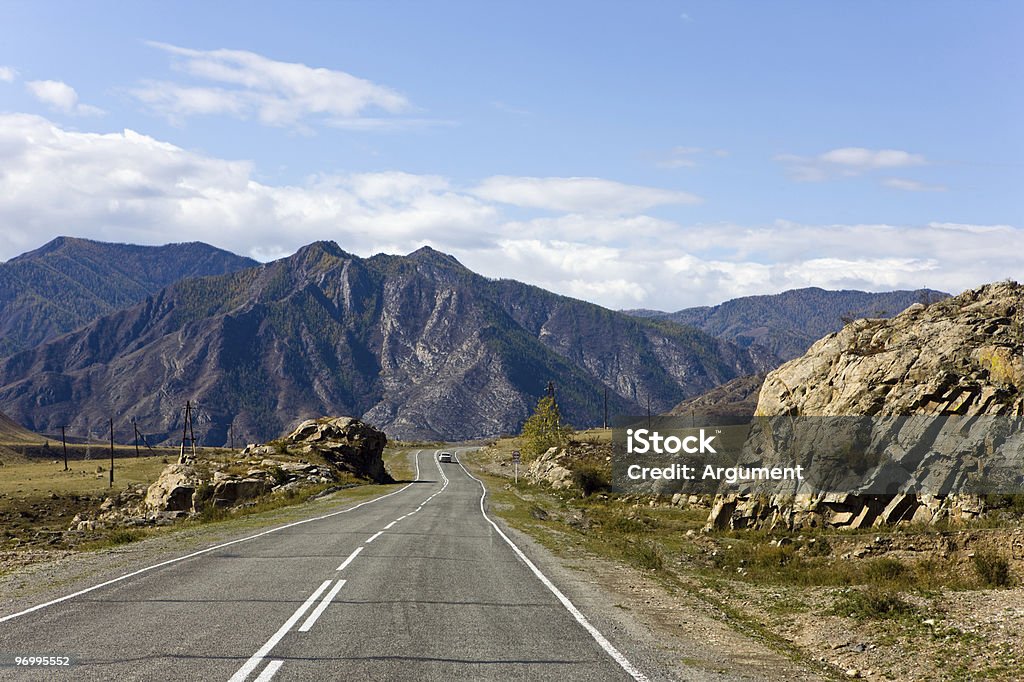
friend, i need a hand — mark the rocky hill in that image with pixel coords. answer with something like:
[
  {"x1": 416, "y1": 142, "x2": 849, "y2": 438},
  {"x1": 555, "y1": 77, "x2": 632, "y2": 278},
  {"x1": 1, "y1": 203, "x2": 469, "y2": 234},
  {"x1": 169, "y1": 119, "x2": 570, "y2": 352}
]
[
  {"x1": 0, "y1": 241, "x2": 774, "y2": 443},
  {"x1": 707, "y1": 280, "x2": 1024, "y2": 530},
  {"x1": 628, "y1": 287, "x2": 948, "y2": 361},
  {"x1": 0, "y1": 236, "x2": 257, "y2": 357},
  {"x1": 668, "y1": 373, "x2": 765, "y2": 419}
]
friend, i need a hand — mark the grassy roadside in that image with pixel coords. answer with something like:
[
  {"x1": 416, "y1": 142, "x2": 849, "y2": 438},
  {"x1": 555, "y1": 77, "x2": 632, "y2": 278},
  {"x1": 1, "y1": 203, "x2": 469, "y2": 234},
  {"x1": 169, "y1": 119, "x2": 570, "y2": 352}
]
[
  {"x1": 0, "y1": 447, "x2": 417, "y2": 559},
  {"x1": 461, "y1": 434, "x2": 1024, "y2": 681}
]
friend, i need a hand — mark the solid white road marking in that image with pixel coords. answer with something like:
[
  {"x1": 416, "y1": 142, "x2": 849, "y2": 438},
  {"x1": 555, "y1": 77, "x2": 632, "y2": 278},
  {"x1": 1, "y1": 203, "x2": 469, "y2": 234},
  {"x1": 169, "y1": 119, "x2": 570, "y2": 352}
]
[
  {"x1": 383, "y1": 521, "x2": 396, "y2": 529},
  {"x1": 396, "y1": 514, "x2": 408, "y2": 520},
  {"x1": 0, "y1": 450, "x2": 429, "y2": 625},
  {"x1": 454, "y1": 455, "x2": 650, "y2": 682},
  {"x1": 298, "y1": 580, "x2": 346, "y2": 632},
  {"x1": 229, "y1": 580, "x2": 333, "y2": 682},
  {"x1": 253, "y1": 660, "x2": 283, "y2": 682},
  {"x1": 366, "y1": 531, "x2": 383, "y2": 544},
  {"x1": 336, "y1": 546, "x2": 364, "y2": 572}
]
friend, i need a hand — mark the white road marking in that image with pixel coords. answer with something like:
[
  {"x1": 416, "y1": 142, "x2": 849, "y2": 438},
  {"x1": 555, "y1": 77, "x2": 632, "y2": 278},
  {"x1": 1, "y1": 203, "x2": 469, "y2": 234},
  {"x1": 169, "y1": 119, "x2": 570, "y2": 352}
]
[
  {"x1": 396, "y1": 514, "x2": 408, "y2": 520},
  {"x1": 0, "y1": 449, "x2": 428, "y2": 625},
  {"x1": 366, "y1": 531, "x2": 383, "y2": 544},
  {"x1": 454, "y1": 455, "x2": 650, "y2": 682},
  {"x1": 383, "y1": 521, "x2": 396, "y2": 529},
  {"x1": 229, "y1": 580, "x2": 333, "y2": 682},
  {"x1": 336, "y1": 546, "x2": 363, "y2": 572},
  {"x1": 253, "y1": 660, "x2": 283, "y2": 682},
  {"x1": 298, "y1": 579, "x2": 346, "y2": 632}
]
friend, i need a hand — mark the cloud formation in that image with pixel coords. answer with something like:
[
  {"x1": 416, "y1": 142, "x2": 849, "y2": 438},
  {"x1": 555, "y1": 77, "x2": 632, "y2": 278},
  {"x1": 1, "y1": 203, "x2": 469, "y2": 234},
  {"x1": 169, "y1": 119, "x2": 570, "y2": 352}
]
[
  {"x1": 777, "y1": 147, "x2": 928, "y2": 182},
  {"x1": 472, "y1": 176, "x2": 702, "y2": 214},
  {"x1": 0, "y1": 66, "x2": 16, "y2": 82},
  {"x1": 883, "y1": 177, "x2": 947, "y2": 192},
  {"x1": 133, "y1": 43, "x2": 420, "y2": 130},
  {"x1": 0, "y1": 114, "x2": 1016, "y2": 311},
  {"x1": 25, "y1": 80, "x2": 104, "y2": 116}
]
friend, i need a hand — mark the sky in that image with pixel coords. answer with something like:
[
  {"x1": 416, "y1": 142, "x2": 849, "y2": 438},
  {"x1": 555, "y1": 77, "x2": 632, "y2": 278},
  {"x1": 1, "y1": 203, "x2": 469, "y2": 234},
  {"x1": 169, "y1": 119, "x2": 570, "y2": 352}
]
[{"x1": 0, "y1": 0, "x2": 1021, "y2": 310}]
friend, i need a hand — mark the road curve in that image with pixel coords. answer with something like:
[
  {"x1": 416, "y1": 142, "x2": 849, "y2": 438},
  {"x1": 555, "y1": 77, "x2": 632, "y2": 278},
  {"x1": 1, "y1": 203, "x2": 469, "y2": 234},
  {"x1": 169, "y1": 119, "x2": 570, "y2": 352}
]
[{"x1": 0, "y1": 449, "x2": 658, "y2": 681}]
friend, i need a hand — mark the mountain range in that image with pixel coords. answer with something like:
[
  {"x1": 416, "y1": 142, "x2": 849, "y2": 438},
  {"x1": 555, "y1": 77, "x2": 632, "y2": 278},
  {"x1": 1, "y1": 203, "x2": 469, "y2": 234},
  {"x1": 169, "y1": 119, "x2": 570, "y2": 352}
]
[
  {"x1": 0, "y1": 240, "x2": 774, "y2": 443},
  {"x1": 0, "y1": 237, "x2": 256, "y2": 357},
  {"x1": 626, "y1": 287, "x2": 948, "y2": 361}
]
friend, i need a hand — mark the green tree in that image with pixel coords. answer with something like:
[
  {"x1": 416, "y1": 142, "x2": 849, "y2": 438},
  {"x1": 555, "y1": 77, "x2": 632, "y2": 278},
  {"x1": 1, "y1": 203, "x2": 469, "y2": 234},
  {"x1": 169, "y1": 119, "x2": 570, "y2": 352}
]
[{"x1": 521, "y1": 395, "x2": 572, "y2": 458}]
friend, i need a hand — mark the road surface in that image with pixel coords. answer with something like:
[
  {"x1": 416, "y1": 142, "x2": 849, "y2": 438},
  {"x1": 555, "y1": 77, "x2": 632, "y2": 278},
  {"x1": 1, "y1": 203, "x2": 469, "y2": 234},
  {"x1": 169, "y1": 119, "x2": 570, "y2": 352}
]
[{"x1": 0, "y1": 450, "x2": 660, "y2": 681}]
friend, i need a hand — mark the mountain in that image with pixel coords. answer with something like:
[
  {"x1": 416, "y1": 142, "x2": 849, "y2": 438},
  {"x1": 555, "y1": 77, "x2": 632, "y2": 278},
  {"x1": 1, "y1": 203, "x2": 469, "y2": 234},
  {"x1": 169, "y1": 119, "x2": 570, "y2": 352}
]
[
  {"x1": 0, "y1": 241, "x2": 774, "y2": 443},
  {"x1": 0, "y1": 236, "x2": 257, "y2": 356},
  {"x1": 626, "y1": 287, "x2": 948, "y2": 361}
]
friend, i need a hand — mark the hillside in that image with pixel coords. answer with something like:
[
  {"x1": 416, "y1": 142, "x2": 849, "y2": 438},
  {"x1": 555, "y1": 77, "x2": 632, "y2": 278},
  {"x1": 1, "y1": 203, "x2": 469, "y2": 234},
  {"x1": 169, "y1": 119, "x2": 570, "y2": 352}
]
[
  {"x1": 0, "y1": 241, "x2": 774, "y2": 443},
  {"x1": 667, "y1": 373, "x2": 765, "y2": 419},
  {"x1": 627, "y1": 287, "x2": 948, "y2": 361},
  {"x1": 0, "y1": 410, "x2": 39, "y2": 443},
  {"x1": 0, "y1": 236, "x2": 257, "y2": 356}
]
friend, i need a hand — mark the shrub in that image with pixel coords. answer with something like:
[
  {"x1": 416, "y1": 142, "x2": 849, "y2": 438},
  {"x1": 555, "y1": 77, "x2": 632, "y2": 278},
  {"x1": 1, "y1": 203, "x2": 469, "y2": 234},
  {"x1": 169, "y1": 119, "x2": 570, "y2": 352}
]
[
  {"x1": 572, "y1": 465, "x2": 610, "y2": 496},
  {"x1": 631, "y1": 541, "x2": 664, "y2": 571},
  {"x1": 832, "y1": 588, "x2": 916, "y2": 621},
  {"x1": 973, "y1": 551, "x2": 1012, "y2": 588},
  {"x1": 864, "y1": 557, "x2": 910, "y2": 586}
]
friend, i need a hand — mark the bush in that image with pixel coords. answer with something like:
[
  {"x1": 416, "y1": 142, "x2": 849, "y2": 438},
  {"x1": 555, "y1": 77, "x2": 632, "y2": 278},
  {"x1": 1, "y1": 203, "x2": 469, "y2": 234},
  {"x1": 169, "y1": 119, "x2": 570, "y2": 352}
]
[
  {"x1": 864, "y1": 557, "x2": 910, "y2": 586},
  {"x1": 973, "y1": 551, "x2": 1012, "y2": 588},
  {"x1": 631, "y1": 541, "x2": 664, "y2": 571},
  {"x1": 572, "y1": 465, "x2": 610, "y2": 496},
  {"x1": 832, "y1": 588, "x2": 916, "y2": 621}
]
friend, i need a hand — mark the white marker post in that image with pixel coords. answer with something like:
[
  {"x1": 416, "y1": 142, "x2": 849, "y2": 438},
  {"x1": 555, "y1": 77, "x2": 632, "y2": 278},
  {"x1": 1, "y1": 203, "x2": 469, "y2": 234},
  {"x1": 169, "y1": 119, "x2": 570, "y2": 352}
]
[{"x1": 512, "y1": 450, "x2": 521, "y2": 485}]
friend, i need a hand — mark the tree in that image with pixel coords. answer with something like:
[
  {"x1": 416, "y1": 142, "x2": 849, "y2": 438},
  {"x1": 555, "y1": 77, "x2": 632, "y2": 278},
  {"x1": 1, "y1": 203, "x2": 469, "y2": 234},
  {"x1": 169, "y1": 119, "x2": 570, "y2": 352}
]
[{"x1": 520, "y1": 395, "x2": 572, "y2": 458}]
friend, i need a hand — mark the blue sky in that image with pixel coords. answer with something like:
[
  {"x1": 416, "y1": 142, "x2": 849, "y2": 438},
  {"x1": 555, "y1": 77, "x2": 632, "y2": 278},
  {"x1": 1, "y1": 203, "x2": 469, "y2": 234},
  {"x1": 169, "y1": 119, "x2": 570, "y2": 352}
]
[{"x1": 0, "y1": 1, "x2": 1020, "y2": 309}]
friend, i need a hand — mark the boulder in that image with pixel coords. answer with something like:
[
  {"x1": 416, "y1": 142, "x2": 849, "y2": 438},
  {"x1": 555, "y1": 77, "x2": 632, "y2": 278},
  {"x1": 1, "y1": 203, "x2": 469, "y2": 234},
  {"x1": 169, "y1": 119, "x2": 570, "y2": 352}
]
[
  {"x1": 145, "y1": 463, "x2": 202, "y2": 512},
  {"x1": 285, "y1": 417, "x2": 392, "y2": 483}
]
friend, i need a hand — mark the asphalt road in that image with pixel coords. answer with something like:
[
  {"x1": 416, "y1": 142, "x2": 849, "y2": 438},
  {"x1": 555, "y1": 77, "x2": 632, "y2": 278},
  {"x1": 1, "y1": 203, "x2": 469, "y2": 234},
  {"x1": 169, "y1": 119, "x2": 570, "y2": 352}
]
[{"x1": 0, "y1": 450, "x2": 654, "y2": 681}]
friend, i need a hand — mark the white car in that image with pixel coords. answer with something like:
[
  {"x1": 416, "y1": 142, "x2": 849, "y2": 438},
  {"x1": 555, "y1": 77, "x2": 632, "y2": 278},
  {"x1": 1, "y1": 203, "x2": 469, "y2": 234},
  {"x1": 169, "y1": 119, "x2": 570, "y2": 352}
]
[{"x1": 438, "y1": 452, "x2": 453, "y2": 463}]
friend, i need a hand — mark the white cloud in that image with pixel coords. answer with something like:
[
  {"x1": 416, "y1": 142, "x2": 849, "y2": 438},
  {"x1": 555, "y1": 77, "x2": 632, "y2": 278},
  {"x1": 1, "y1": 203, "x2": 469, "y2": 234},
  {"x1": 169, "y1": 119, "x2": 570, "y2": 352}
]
[
  {"x1": 819, "y1": 148, "x2": 926, "y2": 169},
  {"x1": 25, "y1": 80, "x2": 104, "y2": 116},
  {"x1": 883, "y1": 177, "x2": 947, "y2": 192},
  {"x1": 472, "y1": 176, "x2": 701, "y2": 214},
  {"x1": 134, "y1": 42, "x2": 423, "y2": 130},
  {"x1": 0, "y1": 66, "x2": 16, "y2": 83},
  {"x1": 777, "y1": 147, "x2": 928, "y2": 182},
  {"x1": 0, "y1": 114, "x2": 1017, "y2": 311}
]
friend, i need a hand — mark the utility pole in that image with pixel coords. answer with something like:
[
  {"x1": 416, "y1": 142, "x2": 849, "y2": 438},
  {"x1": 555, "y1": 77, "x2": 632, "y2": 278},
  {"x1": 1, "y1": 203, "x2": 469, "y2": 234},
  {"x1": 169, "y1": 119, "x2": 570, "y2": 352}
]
[
  {"x1": 229, "y1": 422, "x2": 234, "y2": 451},
  {"x1": 61, "y1": 425, "x2": 68, "y2": 471},
  {"x1": 108, "y1": 418, "x2": 114, "y2": 488},
  {"x1": 133, "y1": 418, "x2": 140, "y2": 458}
]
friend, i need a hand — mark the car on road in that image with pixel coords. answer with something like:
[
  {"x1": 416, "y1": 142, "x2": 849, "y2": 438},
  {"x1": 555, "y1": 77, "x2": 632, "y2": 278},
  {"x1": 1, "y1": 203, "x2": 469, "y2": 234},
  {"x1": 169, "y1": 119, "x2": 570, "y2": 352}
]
[{"x1": 438, "y1": 451, "x2": 453, "y2": 462}]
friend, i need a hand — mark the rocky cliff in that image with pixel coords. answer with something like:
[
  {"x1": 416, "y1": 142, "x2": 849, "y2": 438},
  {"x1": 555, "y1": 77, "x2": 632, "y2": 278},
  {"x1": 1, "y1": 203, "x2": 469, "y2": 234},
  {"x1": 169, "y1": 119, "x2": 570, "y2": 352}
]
[{"x1": 706, "y1": 281, "x2": 1024, "y2": 530}]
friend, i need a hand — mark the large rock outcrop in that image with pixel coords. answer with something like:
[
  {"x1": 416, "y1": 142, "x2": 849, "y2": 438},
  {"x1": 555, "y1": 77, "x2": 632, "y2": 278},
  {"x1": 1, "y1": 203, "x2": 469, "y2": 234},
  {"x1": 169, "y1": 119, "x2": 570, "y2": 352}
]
[
  {"x1": 707, "y1": 281, "x2": 1024, "y2": 530},
  {"x1": 285, "y1": 416, "x2": 392, "y2": 483}
]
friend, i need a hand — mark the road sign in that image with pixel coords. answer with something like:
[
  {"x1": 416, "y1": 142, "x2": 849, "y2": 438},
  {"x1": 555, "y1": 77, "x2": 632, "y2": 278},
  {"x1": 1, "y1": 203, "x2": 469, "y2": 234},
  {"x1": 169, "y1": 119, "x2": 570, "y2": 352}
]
[
  {"x1": 512, "y1": 450, "x2": 520, "y2": 484},
  {"x1": 512, "y1": 450, "x2": 521, "y2": 462}
]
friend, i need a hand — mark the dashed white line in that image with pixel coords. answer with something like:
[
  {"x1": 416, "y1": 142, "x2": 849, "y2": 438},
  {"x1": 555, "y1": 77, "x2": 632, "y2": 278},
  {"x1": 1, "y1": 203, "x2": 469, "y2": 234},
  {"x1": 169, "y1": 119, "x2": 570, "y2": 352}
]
[
  {"x1": 454, "y1": 456, "x2": 650, "y2": 682},
  {"x1": 298, "y1": 580, "x2": 346, "y2": 632},
  {"x1": 383, "y1": 521, "x2": 396, "y2": 529},
  {"x1": 253, "y1": 660, "x2": 283, "y2": 682},
  {"x1": 336, "y1": 546, "x2": 363, "y2": 572},
  {"x1": 396, "y1": 514, "x2": 408, "y2": 520},
  {"x1": 228, "y1": 580, "x2": 333, "y2": 682},
  {"x1": 366, "y1": 531, "x2": 383, "y2": 544}
]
